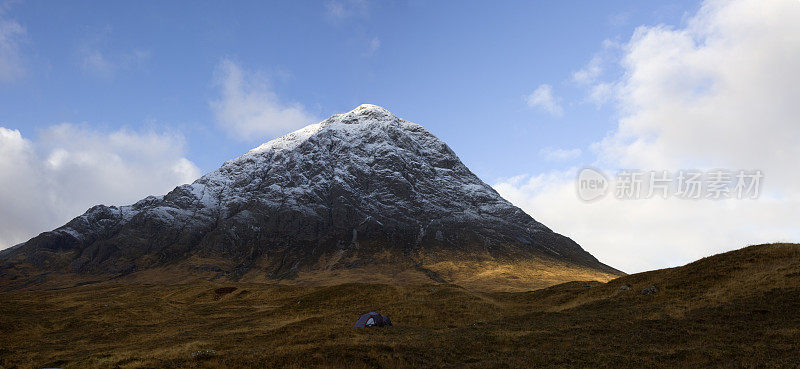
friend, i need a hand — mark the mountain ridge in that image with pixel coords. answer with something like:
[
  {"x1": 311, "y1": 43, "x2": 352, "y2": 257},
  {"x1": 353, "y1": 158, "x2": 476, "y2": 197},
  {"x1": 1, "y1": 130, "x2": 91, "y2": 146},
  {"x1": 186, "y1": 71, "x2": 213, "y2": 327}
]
[{"x1": 0, "y1": 104, "x2": 620, "y2": 291}]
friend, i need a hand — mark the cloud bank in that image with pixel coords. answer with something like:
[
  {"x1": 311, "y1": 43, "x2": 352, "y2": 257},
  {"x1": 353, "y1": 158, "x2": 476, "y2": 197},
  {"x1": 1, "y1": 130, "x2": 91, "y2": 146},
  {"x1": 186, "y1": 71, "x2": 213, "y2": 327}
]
[
  {"x1": 497, "y1": 0, "x2": 800, "y2": 273},
  {"x1": 0, "y1": 125, "x2": 200, "y2": 249},
  {"x1": 210, "y1": 59, "x2": 317, "y2": 142},
  {"x1": 525, "y1": 84, "x2": 563, "y2": 116}
]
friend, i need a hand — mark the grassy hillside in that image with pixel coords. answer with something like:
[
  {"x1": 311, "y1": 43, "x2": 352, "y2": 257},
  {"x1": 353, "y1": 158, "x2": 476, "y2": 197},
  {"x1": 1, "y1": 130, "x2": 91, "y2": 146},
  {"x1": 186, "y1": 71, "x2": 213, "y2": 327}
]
[
  {"x1": 0, "y1": 243, "x2": 798, "y2": 368},
  {"x1": 0, "y1": 252, "x2": 621, "y2": 293}
]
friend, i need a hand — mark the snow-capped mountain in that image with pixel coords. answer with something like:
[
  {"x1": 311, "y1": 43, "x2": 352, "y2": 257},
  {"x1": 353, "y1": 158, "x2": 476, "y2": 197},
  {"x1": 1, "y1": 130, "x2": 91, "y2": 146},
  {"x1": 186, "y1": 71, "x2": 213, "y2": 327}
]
[{"x1": 0, "y1": 105, "x2": 618, "y2": 288}]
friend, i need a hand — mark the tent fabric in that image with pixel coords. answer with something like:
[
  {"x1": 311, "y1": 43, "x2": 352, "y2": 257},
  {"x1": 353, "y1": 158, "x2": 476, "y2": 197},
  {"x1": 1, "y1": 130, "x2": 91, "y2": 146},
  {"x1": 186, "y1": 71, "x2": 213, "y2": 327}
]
[{"x1": 353, "y1": 312, "x2": 393, "y2": 328}]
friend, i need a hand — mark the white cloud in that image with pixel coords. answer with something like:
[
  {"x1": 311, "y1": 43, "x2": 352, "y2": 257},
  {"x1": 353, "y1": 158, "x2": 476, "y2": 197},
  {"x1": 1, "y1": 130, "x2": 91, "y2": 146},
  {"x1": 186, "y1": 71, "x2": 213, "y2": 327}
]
[
  {"x1": 80, "y1": 48, "x2": 150, "y2": 79},
  {"x1": 365, "y1": 36, "x2": 380, "y2": 56},
  {"x1": 210, "y1": 59, "x2": 318, "y2": 141},
  {"x1": 572, "y1": 40, "x2": 625, "y2": 107},
  {"x1": 587, "y1": 82, "x2": 614, "y2": 106},
  {"x1": 572, "y1": 56, "x2": 603, "y2": 85},
  {"x1": 540, "y1": 147, "x2": 581, "y2": 161},
  {"x1": 495, "y1": 171, "x2": 799, "y2": 273},
  {"x1": 325, "y1": 1, "x2": 346, "y2": 19},
  {"x1": 497, "y1": 0, "x2": 800, "y2": 273},
  {"x1": 323, "y1": 1, "x2": 376, "y2": 57},
  {"x1": 598, "y1": 0, "x2": 800, "y2": 189},
  {"x1": 74, "y1": 25, "x2": 151, "y2": 79},
  {"x1": 324, "y1": 0, "x2": 368, "y2": 21},
  {"x1": 0, "y1": 124, "x2": 200, "y2": 249},
  {"x1": 0, "y1": 13, "x2": 25, "y2": 82},
  {"x1": 608, "y1": 12, "x2": 632, "y2": 27},
  {"x1": 524, "y1": 84, "x2": 563, "y2": 116},
  {"x1": 81, "y1": 50, "x2": 114, "y2": 77}
]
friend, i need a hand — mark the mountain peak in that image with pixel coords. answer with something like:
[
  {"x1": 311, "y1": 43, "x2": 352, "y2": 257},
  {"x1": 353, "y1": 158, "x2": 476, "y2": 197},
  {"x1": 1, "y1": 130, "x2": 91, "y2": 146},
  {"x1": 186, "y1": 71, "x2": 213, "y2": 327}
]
[
  {"x1": 334, "y1": 104, "x2": 398, "y2": 124},
  {"x1": 350, "y1": 103, "x2": 393, "y2": 115},
  {"x1": 246, "y1": 105, "x2": 402, "y2": 155},
  {"x1": 0, "y1": 105, "x2": 620, "y2": 290}
]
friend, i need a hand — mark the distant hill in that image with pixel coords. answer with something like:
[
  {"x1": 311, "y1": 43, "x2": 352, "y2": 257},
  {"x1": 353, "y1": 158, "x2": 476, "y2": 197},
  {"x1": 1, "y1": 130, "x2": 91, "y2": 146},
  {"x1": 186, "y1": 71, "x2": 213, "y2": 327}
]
[
  {"x1": 496, "y1": 242, "x2": 800, "y2": 311},
  {"x1": 0, "y1": 104, "x2": 619, "y2": 291}
]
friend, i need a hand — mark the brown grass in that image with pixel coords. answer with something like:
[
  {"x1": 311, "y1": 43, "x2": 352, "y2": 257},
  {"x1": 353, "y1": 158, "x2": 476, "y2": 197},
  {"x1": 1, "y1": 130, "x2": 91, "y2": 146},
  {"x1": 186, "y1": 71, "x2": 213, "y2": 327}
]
[{"x1": 0, "y1": 243, "x2": 798, "y2": 368}]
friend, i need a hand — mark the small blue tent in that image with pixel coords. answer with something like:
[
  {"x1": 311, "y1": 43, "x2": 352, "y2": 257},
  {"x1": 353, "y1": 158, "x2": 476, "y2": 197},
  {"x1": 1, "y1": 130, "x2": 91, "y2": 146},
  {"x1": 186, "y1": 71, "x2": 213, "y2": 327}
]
[{"x1": 353, "y1": 312, "x2": 392, "y2": 328}]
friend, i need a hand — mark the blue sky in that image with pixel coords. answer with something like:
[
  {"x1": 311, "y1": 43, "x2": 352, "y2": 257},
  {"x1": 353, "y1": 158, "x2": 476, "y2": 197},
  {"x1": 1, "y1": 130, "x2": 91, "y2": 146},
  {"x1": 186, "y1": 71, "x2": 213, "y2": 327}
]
[
  {"x1": 2, "y1": 0, "x2": 697, "y2": 178},
  {"x1": 2, "y1": 0, "x2": 798, "y2": 272}
]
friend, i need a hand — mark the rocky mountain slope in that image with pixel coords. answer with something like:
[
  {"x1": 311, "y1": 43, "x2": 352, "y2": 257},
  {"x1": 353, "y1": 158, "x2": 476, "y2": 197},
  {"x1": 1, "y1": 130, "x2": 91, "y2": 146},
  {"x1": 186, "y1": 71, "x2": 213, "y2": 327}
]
[{"x1": 0, "y1": 105, "x2": 619, "y2": 290}]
